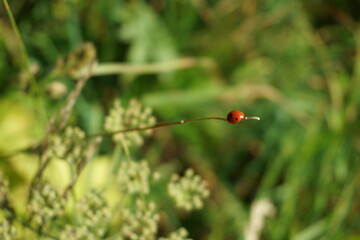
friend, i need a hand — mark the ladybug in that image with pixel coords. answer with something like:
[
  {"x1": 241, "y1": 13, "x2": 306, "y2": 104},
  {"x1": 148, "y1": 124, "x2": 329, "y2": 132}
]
[
  {"x1": 226, "y1": 110, "x2": 260, "y2": 124},
  {"x1": 227, "y1": 110, "x2": 245, "y2": 124}
]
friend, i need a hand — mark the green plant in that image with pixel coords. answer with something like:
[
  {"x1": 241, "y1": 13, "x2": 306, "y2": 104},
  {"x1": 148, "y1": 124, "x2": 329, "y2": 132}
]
[{"x1": 1, "y1": 0, "x2": 360, "y2": 239}]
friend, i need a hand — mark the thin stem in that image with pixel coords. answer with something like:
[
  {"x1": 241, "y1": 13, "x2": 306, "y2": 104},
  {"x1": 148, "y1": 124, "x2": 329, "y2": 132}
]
[
  {"x1": 30, "y1": 61, "x2": 95, "y2": 191},
  {"x1": 90, "y1": 57, "x2": 217, "y2": 76},
  {"x1": 56, "y1": 61, "x2": 96, "y2": 131},
  {"x1": 3, "y1": 0, "x2": 40, "y2": 92},
  {"x1": 245, "y1": 116, "x2": 261, "y2": 120},
  {"x1": 121, "y1": 140, "x2": 132, "y2": 161},
  {"x1": 63, "y1": 136, "x2": 102, "y2": 199},
  {"x1": 91, "y1": 117, "x2": 227, "y2": 137},
  {"x1": 3, "y1": 0, "x2": 34, "y2": 81},
  {"x1": 111, "y1": 144, "x2": 123, "y2": 175}
]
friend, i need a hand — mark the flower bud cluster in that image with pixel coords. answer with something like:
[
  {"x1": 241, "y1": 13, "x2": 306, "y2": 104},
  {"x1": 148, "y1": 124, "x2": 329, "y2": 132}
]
[
  {"x1": 48, "y1": 126, "x2": 86, "y2": 164},
  {"x1": 117, "y1": 160, "x2": 160, "y2": 195},
  {"x1": 121, "y1": 199, "x2": 160, "y2": 240},
  {"x1": 159, "y1": 228, "x2": 192, "y2": 240},
  {"x1": 45, "y1": 81, "x2": 68, "y2": 99},
  {"x1": 59, "y1": 190, "x2": 110, "y2": 240},
  {"x1": 0, "y1": 219, "x2": 17, "y2": 240},
  {"x1": 168, "y1": 169, "x2": 210, "y2": 211},
  {"x1": 77, "y1": 189, "x2": 111, "y2": 236},
  {"x1": 104, "y1": 99, "x2": 156, "y2": 147},
  {"x1": 59, "y1": 225, "x2": 98, "y2": 240},
  {"x1": 28, "y1": 182, "x2": 66, "y2": 226}
]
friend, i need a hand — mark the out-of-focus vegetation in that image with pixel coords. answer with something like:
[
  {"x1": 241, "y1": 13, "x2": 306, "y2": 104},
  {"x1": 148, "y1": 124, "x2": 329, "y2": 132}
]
[{"x1": 0, "y1": 0, "x2": 360, "y2": 239}]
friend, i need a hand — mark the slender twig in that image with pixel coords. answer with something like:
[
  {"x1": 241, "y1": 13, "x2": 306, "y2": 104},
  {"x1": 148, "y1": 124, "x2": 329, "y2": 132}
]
[
  {"x1": 245, "y1": 117, "x2": 261, "y2": 120},
  {"x1": 90, "y1": 117, "x2": 228, "y2": 138},
  {"x1": 63, "y1": 136, "x2": 103, "y2": 199},
  {"x1": 56, "y1": 61, "x2": 97, "y2": 131},
  {"x1": 3, "y1": 0, "x2": 35, "y2": 86},
  {"x1": 90, "y1": 57, "x2": 217, "y2": 76},
  {"x1": 30, "y1": 61, "x2": 96, "y2": 189}
]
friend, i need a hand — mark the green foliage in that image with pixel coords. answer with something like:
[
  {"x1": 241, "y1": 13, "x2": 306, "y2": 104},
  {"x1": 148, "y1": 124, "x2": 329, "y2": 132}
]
[{"x1": 0, "y1": 0, "x2": 359, "y2": 239}]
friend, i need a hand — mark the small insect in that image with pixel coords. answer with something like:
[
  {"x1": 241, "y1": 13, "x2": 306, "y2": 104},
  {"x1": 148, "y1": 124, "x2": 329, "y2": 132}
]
[
  {"x1": 98, "y1": 110, "x2": 260, "y2": 136},
  {"x1": 226, "y1": 110, "x2": 260, "y2": 124}
]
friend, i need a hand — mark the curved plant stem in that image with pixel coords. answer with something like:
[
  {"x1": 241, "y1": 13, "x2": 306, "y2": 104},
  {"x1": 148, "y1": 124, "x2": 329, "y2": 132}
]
[
  {"x1": 30, "y1": 61, "x2": 95, "y2": 191},
  {"x1": 91, "y1": 57, "x2": 218, "y2": 76},
  {"x1": 63, "y1": 136, "x2": 103, "y2": 199},
  {"x1": 91, "y1": 117, "x2": 228, "y2": 138},
  {"x1": 3, "y1": 0, "x2": 34, "y2": 83}
]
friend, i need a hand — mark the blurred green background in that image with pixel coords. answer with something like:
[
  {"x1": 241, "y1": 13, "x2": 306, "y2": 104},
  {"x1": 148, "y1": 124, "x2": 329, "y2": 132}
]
[{"x1": 1, "y1": 0, "x2": 360, "y2": 239}]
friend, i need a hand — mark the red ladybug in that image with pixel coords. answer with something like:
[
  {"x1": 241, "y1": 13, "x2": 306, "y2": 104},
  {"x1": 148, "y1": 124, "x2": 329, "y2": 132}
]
[
  {"x1": 227, "y1": 110, "x2": 245, "y2": 124},
  {"x1": 227, "y1": 110, "x2": 260, "y2": 124}
]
